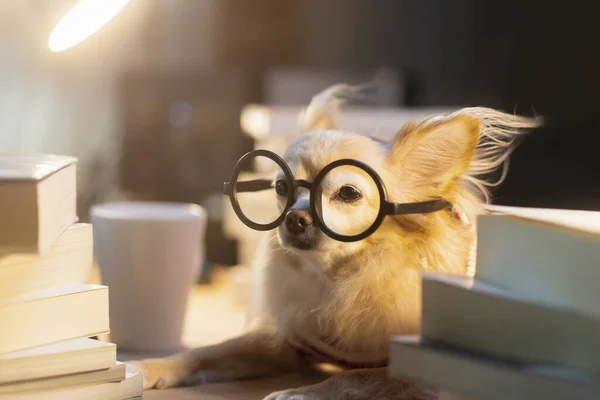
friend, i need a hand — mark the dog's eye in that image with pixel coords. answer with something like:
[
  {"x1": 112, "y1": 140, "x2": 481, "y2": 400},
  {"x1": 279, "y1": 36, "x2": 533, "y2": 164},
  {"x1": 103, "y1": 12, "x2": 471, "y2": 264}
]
[
  {"x1": 337, "y1": 185, "x2": 362, "y2": 202},
  {"x1": 275, "y1": 179, "x2": 288, "y2": 196}
]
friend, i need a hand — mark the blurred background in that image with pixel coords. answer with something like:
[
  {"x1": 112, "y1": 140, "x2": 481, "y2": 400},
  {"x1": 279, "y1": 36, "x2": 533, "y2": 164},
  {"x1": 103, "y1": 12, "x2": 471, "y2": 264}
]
[{"x1": 1, "y1": 0, "x2": 600, "y2": 278}]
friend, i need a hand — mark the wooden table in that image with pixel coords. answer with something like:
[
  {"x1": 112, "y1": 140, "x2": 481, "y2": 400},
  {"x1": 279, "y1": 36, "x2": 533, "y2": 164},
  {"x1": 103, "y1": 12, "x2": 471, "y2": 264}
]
[
  {"x1": 100, "y1": 267, "x2": 331, "y2": 399},
  {"x1": 138, "y1": 373, "x2": 329, "y2": 400}
]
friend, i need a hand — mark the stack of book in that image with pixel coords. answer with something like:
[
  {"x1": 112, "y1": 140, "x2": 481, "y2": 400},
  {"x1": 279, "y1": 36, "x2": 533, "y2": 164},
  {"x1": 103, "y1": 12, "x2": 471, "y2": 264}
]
[
  {"x1": 0, "y1": 154, "x2": 141, "y2": 399},
  {"x1": 389, "y1": 204, "x2": 600, "y2": 400}
]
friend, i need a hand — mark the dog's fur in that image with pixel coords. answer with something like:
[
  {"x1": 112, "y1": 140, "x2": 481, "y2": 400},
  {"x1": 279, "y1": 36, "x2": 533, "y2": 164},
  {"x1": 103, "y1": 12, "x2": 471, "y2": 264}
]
[{"x1": 131, "y1": 84, "x2": 541, "y2": 399}]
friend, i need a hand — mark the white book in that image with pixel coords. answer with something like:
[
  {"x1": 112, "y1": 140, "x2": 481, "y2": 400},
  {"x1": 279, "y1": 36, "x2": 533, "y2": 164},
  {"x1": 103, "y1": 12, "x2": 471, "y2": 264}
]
[
  {"x1": 421, "y1": 273, "x2": 600, "y2": 375},
  {"x1": 0, "y1": 361, "x2": 125, "y2": 394},
  {"x1": 0, "y1": 154, "x2": 78, "y2": 254},
  {"x1": 0, "y1": 284, "x2": 109, "y2": 353},
  {"x1": 0, "y1": 364, "x2": 142, "y2": 400},
  {"x1": 0, "y1": 338, "x2": 116, "y2": 384},
  {"x1": 389, "y1": 336, "x2": 600, "y2": 400},
  {"x1": 263, "y1": 67, "x2": 404, "y2": 106},
  {"x1": 476, "y1": 205, "x2": 600, "y2": 320},
  {"x1": 240, "y1": 104, "x2": 457, "y2": 140},
  {"x1": 0, "y1": 223, "x2": 93, "y2": 302}
]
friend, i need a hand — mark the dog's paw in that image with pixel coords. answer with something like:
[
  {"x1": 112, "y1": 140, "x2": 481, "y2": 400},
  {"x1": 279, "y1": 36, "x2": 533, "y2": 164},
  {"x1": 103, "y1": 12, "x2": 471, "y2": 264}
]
[
  {"x1": 128, "y1": 357, "x2": 187, "y2": 390},
  {"x1": 263, "y1": 388, "x2": 321, "y2": 400}
]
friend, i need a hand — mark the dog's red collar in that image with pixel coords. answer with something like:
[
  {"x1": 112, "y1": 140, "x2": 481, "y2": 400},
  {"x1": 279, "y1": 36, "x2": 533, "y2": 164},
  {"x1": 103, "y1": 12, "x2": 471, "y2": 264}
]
[{"x1": 286, "y1": 332, "x2": 388, "y2": 370}]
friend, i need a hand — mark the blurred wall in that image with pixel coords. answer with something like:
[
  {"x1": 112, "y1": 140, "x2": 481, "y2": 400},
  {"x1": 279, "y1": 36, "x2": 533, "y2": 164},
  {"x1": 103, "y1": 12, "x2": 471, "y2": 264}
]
[
  {"x1": 0, "y1": 1, "x2": 221, "y2": 219},
  {"x1": 0, "y1": 0, "x2": 152, "y2": 217}
]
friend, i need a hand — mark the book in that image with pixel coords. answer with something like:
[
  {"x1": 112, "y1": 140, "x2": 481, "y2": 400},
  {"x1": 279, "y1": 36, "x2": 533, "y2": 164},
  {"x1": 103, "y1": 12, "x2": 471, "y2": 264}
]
[
  {"x1": 240, "y1": 104, "x2": 457, "y2": 140},
  {"x1": 0, "y1": 152, "x2": 121, "y2": 396},
  {"x1": 0, "y1": 364, "x2": 142, "y2": 400},
  {"x1": 476, "y1": 205, "x2": 600, "y2": 320},
  {"x1": 421, "y1": 272, "x2": 600, "y2": 376},
  {"x1": 262, "y1": 67, "x2": 405, "y2": 106},
  {"x1": 112, "y1": 366, "x2": 143, "y2": 400},
  {"x1": 389, "y1": 335, "x2": 600, "y2": 400},
  {"x1": 0, "y1": 154, "x2": 78, "y2": 254},
  {"x1": 0, "y1": 284, "x2": 109, "y2": 353},
  {"x1": 0, "y1": 223, "x2": 93, "y2": 302},
  {"x1": 0, "y1": 338, "x2": 116, "y2": 384},
  {"x1": 0, "y1": 361, "x2": 125, "y2": 394}
]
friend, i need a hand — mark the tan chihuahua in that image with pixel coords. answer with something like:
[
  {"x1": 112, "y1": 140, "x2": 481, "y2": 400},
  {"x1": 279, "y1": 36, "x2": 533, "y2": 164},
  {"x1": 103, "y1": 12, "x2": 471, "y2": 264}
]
[{"x1": 132, "y1": 85, "x2": 541, "y2": 399}]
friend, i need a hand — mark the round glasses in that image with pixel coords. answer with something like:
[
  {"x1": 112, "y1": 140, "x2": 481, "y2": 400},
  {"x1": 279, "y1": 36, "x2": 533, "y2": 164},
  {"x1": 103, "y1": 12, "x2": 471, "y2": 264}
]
[{"x1": 223, "y1": 150, "x2": 451, "y2": 242}]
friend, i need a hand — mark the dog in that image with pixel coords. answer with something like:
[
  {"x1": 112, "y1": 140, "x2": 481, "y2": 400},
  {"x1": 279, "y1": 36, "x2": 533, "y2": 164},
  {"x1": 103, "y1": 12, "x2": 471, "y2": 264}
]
[{"x1": 131, "y1": 84, "x2": 541, "y2": 399}]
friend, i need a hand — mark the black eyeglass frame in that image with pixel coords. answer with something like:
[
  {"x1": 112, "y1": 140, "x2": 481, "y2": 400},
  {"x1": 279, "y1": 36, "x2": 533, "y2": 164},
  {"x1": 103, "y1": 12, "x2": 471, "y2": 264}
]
[{"x1": 223, "y1": 149, "x2": 452, "y2": 242}]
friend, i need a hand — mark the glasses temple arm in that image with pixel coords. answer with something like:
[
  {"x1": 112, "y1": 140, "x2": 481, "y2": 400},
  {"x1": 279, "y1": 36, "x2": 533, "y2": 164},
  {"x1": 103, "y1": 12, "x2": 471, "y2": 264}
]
[
  {"x1": 223, "y1": 179, "x2": 274, "y2": 195},
  {"x1": 384, "y1": 199, "x2": 452, "y2": 215}
]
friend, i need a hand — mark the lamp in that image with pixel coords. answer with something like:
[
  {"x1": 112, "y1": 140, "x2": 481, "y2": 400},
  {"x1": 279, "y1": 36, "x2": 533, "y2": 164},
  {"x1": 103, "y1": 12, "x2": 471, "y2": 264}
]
[{"x1": 48, "y1": 0, "x2": 131, "y2": 52}]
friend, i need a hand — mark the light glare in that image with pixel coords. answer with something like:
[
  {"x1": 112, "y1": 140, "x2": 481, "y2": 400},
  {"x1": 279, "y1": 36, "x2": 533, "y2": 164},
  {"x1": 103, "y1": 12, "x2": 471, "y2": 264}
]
[{"x1": 48, "y1": 0, "x2": 131, "y2": 52}]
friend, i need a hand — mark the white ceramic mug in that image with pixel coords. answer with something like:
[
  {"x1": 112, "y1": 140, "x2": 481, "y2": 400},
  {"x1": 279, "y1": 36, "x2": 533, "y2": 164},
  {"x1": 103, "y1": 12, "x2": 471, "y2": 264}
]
[{"x1": 91, "y1": 202, "x2": 206, "y2": 353}]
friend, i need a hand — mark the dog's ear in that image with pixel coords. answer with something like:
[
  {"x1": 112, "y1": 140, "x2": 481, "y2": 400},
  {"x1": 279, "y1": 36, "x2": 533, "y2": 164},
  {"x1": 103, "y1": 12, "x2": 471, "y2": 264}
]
[{"x1": 389, "y1": 114, "x2": 480, "y2": 188}]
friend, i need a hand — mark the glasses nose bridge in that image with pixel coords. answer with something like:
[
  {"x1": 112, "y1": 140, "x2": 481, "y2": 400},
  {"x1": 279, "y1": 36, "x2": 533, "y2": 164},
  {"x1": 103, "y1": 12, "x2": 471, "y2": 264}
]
[
  {"x1": 294, "y1": 179, "x2": 313, "y2": 190},
  {"x1": 289, "y1": 179, "x2": 314, "y2": 208}
]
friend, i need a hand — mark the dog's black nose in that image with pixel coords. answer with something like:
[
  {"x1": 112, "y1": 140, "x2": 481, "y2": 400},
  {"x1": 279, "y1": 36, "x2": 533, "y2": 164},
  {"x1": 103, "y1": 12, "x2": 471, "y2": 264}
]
[{"x1": 285, "y1": 209, "x2": 313, "y2": 234}]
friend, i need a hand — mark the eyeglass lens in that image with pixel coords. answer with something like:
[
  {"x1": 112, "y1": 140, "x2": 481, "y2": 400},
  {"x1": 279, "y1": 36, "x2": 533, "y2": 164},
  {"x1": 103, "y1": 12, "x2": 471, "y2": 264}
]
[
  {"x1": 234, "y1": 154, "x2": 287, "y2": 226},
  {"x1": 314, "y1": 164, "x2": 381, "y2": 237}
]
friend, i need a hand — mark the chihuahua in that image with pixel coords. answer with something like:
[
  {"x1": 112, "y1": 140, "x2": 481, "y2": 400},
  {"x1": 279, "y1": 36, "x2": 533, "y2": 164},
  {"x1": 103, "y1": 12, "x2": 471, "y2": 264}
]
[{"x1": 131, "y1": 84, "x2": 541, "y2": 399}]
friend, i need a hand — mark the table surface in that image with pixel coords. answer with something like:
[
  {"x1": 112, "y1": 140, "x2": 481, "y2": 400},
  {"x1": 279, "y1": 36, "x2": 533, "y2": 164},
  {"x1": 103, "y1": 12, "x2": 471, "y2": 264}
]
[
  {"x1": 139, "y1": 373, "x2": 329, "y2": 400},
  {"x1": 92, "y1": 266, "x2": 330, "y2": 399}
]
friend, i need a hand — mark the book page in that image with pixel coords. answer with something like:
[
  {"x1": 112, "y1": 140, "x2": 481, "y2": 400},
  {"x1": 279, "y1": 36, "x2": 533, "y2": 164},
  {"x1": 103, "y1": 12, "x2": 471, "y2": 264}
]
[{"x1": 484, "y1": 204, "x2": 600, "y2": 235}]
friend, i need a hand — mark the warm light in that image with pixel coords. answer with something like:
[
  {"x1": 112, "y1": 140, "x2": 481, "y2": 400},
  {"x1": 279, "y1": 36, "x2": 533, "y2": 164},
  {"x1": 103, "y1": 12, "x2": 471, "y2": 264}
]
[
  {"x1": 48, "y1": 0, "x2": 131, "y2": 52},
  {"x1": 240, "y1": 105, "x2": 271, "y2": 139}
]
